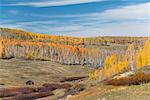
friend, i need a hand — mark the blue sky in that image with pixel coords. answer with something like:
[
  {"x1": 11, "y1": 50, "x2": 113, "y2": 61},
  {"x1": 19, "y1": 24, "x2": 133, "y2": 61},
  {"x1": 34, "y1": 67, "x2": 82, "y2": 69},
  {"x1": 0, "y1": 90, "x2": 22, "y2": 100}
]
[{"x1": 0, "y1": 0, "x2": 150, "y2": 37}]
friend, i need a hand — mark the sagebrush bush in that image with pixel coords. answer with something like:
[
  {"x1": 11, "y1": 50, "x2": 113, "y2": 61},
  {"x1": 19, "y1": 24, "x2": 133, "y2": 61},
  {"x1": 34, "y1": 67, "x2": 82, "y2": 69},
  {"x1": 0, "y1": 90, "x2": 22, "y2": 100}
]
[{"x1": 105, "y1": 72, "x2": 150, "y2": 86}]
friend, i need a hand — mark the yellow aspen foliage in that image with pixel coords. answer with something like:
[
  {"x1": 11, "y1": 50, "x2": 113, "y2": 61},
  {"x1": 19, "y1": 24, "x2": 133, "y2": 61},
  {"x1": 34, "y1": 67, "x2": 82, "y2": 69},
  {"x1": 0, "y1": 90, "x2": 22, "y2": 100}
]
[
  {"x1": 104, "y1": 56, "x2": 110, "y2": 67},
  {"x1": 135, "y1": 40, "x2": 150, "y2": 69},
  {"x1": 90, "y1": 40, "x2": 149, "y2": 80},
  {"x1": 136, "y1": 53, "x2": 142, "y2": 69},
  {"x1": 109, "y1": 54, "x2": 117, "y2": 65},
  {"x1": 0, "y1": 40, "x2": 4, "y2": 58},
  {"x1": 89, "y1": 70, "x2": 99, "y2": 79},
  {"x1": 128, "y1": 44, "x2": 134, "y2": 51}
]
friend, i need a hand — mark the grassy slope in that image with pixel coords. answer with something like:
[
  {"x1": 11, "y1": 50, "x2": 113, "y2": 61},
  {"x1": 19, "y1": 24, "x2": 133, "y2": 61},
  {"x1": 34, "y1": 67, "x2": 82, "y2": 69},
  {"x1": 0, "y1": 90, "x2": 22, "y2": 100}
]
[
  {"x1": 66, "y1": 83, "x2": 150, "y2": 100},
  {"x1": 66, "y1": 66, "x2": 150, "y2": 100},
  {"x1": 0, "y1": 59, "x2": 89, "y2": 87}
]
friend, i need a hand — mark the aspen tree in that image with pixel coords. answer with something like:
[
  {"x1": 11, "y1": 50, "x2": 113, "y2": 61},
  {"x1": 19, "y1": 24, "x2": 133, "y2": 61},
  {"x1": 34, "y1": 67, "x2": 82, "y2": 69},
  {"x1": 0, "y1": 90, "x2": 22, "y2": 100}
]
[{"x1": 0, "y1": 40, "x2": 4, "y2": 58}]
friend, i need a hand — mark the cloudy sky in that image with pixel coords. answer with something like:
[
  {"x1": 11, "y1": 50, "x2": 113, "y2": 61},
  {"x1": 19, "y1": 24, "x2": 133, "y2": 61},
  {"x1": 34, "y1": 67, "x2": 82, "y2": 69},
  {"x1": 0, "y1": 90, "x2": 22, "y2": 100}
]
[{"x1": 0, "y1": 0, "x2": 150, "y2": 37}]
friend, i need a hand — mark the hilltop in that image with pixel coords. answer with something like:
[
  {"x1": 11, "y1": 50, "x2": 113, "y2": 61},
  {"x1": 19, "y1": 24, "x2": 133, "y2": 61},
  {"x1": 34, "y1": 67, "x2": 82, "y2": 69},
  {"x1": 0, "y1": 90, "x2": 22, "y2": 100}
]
[{"x1": 0, "y1": 28, "x2": 147, "y2": 46}]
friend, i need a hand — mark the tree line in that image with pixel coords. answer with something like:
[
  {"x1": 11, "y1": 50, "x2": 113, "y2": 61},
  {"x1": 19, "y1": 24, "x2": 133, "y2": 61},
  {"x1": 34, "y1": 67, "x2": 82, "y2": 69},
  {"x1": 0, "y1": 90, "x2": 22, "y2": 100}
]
[
  {"x1": 89, "y1": 39, "x2": 150, "y2": 80},
  {"x1": 0, "y1": 39, "x2": 112, "y2": 67},
  {"x1": 0, "y1": 28, "x2": 146, "y2": 46}
]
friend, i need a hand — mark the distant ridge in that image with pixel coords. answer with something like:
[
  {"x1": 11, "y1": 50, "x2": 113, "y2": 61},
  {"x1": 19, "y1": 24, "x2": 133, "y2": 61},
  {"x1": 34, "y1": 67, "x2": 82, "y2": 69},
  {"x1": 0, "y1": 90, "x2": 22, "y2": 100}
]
[{"x1": 0, "y1": 27, "x2": 147, "y2": 46}]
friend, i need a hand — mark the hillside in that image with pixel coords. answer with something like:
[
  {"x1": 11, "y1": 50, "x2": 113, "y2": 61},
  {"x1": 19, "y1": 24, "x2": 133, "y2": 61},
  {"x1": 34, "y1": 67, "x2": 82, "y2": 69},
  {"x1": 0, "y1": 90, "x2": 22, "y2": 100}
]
[
  {"x1": 65, "y1": 66, "x2": 150, "y2": 100},
  {"x1": 0, "y1": 27, "x2": 150, "y2": 100},
  {"x1": 0, "y1": 28, "x2": 149, "y2": 75},
  {"x1": 0, "y1": 28, "x2": 148, "y2": 67},
  {"x1": 0, "y1": 28, "x2": 147, "y2": 46}
]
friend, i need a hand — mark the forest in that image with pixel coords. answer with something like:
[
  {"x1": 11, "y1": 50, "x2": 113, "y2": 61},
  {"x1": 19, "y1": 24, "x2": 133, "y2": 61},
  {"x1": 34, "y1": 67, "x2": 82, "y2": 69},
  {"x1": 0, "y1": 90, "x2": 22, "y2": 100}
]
[
  {"x1": 0, "y1": 28, "x2": 146, "y2": 46},
  {"x1": 0, "y1": 28, "x2": 149, "y2": 78}
]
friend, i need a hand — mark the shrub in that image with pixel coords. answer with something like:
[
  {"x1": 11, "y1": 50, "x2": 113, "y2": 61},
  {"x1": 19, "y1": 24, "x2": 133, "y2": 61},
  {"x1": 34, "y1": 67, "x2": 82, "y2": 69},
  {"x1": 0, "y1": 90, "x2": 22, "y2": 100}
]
[
  {"x1": 26, "y1": 52, "x2": 34, "y2": 59},
  {"x1": 89, "y1": 70, "x2": 99, "y2": 79},
  {"x1": 105, "y1": 72, "x2": 150, "y2": 86}
]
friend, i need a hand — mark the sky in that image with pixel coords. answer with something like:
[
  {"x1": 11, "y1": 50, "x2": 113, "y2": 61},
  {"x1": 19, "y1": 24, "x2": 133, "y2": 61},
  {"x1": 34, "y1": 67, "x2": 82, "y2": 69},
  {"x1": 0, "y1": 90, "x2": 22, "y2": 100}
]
[{"x1": 0, "y1": 0, "x2": 150, "y2": 37}]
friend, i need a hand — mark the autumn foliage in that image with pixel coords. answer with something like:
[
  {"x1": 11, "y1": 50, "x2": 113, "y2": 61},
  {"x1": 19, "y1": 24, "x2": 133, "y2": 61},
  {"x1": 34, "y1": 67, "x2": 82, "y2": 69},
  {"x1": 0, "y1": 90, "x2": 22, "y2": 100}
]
[
  {"x1": 105, "y1": 72, "x2": 150, "y2": 86},
  {"x1": 89, "y1": 39, "x2": 150, "y2": 80},
  {"x1": 0, "y1": 28, "x2": 149, "y2": 79},
  {"x1": 0, "y1": 28, "x2": 85, "y2": 46},
  {"x1": 0, "y1": 39, "x2": 104, "y2": 66},
  {"x1": 0, "y1": 28, "x2": 146, "y2": 46}
]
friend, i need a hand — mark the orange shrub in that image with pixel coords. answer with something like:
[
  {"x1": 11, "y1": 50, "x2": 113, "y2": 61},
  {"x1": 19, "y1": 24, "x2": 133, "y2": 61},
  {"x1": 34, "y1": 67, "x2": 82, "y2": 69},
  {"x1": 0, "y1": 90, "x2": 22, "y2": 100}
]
[{"x1": 105, "y1": 72, "x2": 150, "y2": 86}]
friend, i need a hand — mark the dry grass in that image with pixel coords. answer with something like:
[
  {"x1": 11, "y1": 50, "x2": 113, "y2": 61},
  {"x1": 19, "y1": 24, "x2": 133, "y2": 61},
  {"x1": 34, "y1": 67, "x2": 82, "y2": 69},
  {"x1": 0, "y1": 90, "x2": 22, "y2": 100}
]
[
  {"x1": 0, "y1": 59, "x2": 89, "y2": 87},
  {"x1": 66, "y1": 66, "x2": 150, "y2": 100},
  {"x1": 65, "y1": 83, "x2": 150, "y2": 100},
  {"x1": 105, "y1": 72, "x2": 150, "y2": 86}
]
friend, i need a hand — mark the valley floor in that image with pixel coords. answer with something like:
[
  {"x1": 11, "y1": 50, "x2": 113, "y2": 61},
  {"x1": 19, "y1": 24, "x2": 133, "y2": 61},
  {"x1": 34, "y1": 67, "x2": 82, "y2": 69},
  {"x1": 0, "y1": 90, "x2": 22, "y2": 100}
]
[
  {"x1": 0, "y1": 59, "x2": 150, "y2": 100},
  {"x1": 0, "y1": 58, "x2": 89, "y2": 87}
]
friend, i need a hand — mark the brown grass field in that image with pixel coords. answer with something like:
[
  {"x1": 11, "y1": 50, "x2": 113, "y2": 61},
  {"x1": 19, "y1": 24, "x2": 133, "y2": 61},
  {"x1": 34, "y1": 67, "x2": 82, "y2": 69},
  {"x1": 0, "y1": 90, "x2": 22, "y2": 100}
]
[
  {"x1": 1, "y1": 58, "x2": 150, "y2": 100},
  {"x1": 0, "y1": 59, "x2": 89, "y2": 87}
]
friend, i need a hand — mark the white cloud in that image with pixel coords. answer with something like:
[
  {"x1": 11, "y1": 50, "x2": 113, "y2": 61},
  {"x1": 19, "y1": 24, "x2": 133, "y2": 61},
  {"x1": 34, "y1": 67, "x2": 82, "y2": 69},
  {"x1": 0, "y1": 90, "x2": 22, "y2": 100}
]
[
  {"x1": 7, "y1": 0, "x2": 103, "y2": 7},
  {"x1": 95, "y1": 2, "x2": 150, "y2": 20},
  {"x1": 47, "y1": 21, "x2": 149, "y2": 37},
  {"x1": 0, "y1": 24, "x2": 23, "y2": 29},
  {"x1": 27, "y1": 2, "x2": 150, "y2": 21},
  {"x1": 52, "y1": 3, "x2": 150, "y2": 37},
  {"x1": 1, "y1": 2, "x2": 150, "y2": 37},
  {"x1": 16, "y1": 21, "x2": 58, "y2": 26}
]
